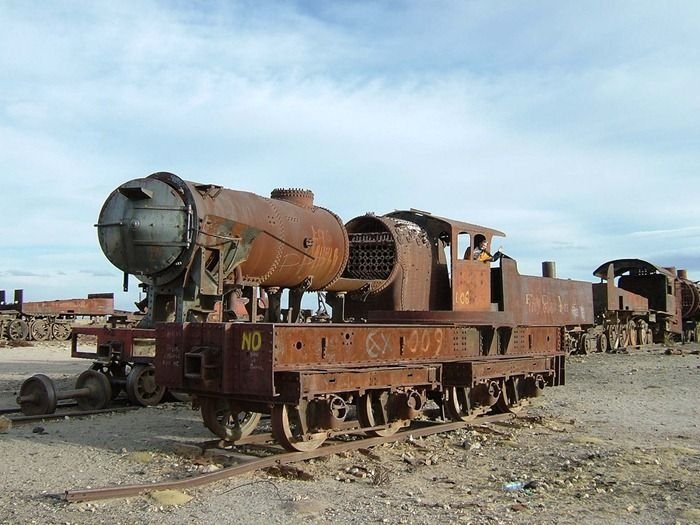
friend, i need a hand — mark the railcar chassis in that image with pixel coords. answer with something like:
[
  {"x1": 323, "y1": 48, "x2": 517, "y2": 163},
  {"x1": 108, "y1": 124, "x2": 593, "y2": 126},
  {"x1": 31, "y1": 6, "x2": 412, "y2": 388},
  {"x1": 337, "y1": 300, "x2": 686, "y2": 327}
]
[{"x1": 155, "y1": 321, "x2": 565, "y2": 452}]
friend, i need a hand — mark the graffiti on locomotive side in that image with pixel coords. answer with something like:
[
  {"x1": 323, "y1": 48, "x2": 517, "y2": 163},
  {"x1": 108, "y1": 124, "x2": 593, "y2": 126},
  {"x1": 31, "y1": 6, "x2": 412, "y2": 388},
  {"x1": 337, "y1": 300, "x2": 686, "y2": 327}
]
[
  {"x1": 455, "y1": 289, "x2": 471, "y2": 305},
  {"x1": 525, "y1": 293, "x2": 586, "y2": 319},
  {"x1": 365, "y1": 328, "x2": 444, "y2": 358},
  {"x1": 241, "y1": 330, "x2": 262, "y2": 351}
]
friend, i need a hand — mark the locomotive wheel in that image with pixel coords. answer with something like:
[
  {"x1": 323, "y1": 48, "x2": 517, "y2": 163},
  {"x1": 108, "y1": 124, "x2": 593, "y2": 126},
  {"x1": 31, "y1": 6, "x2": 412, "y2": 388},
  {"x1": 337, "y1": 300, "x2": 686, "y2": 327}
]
[
  {"x1": 618, "y1": 324, "x2": 629, "y2": 348},
  {"x1": 445, "y1": 387, "x2": 476, "y2": 421},
  {"x1": 51, "y1": 322, "x2": 72, "y2": 341},
  {"x1": 493, "y1": 379, "x2": 513, "y2": 413},
  {"x1": 17, "y1": 374, "x2": 57, "y2": 415},
  {"x1": 7, "y1": 319, "x2": 29, "y2": 341},
  {"x1": 357, "y1": 391, "x2": 406, "y2": 437},
  {"x1": 504, "y1": 378, "x2": 522, "y2": 410},
  {"x1": 91, "y1": 362, "x2": 126, "y2": 399},
  {"x1": 271, "y1": 403, "x2": 326, "y2": 452},
  {"x1": 74, "y1": 370, "x2": 112, "y2": 411},
  {"x1": 606, "y1": 325, "x2": 620, "y2": 351},
  {"x1": 200, "y1": 397, "x2": 261, "y2": 441},
  {"x1": 577, "y1": 334, "x2": 595, "y2": 354},
  {"x1": 125, "y1": 364, "x2": 165, "y2": 406},
  {"x1": 597, "y1": 333, "x2": 608, "y2": 353},
  {"x1": 29, "y1": 319, "x2": 51, "y2": 341},
  {"x1": 627, "y1": 320, "x2": 638, "y2": 346},
  {"x1": 637, "y1": 321, "x2": 649, "y2": 345}
]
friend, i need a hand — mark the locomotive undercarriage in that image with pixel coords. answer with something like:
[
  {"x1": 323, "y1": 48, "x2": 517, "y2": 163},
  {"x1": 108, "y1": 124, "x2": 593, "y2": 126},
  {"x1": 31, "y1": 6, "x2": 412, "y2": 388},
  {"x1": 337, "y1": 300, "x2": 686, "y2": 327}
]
[
  {"x1": 191, "y1": 361, "x2": 560, "y2": 452},
  {"x1": 565, "y1": 315, "x2": 659, "y2": 355},
  {"x1": 156, "y1": 322, "x2": 565, "y2": 452}
]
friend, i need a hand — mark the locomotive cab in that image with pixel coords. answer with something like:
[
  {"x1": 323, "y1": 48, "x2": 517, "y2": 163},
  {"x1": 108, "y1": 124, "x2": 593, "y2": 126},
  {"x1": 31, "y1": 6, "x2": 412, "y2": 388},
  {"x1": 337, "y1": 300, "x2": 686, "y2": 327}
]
[{"x1": 384, "y1": 211, "x2": 506, "y2": 314}]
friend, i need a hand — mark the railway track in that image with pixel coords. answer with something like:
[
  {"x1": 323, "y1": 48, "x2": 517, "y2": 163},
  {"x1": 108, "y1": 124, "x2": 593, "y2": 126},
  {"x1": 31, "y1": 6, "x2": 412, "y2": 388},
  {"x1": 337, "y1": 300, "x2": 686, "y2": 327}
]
[
  {"x1": 63, "y1": 411, "x2": 518, "y2": 503},
  {"x1": 0, "y1": 403, "x2": 139, "y2": 425}
]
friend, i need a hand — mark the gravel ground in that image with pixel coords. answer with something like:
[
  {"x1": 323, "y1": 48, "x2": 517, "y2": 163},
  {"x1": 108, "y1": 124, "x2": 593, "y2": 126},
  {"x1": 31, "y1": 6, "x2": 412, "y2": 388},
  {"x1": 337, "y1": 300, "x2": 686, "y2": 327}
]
[{"x1": 1, "y1": 341, "x2": 699, "y2": 525}]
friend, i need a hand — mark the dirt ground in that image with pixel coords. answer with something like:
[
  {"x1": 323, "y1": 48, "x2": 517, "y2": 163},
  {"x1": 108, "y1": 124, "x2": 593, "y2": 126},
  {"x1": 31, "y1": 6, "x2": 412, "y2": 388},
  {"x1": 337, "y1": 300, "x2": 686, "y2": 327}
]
[{"x1": 0, "y1": 341, "x2": 699, "y2": 525}]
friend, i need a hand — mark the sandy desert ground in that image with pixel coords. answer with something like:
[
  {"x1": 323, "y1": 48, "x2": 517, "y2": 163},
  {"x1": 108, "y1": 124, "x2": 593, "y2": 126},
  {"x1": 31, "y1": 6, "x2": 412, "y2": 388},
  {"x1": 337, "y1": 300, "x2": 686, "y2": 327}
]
[{"x1": 0, "y1": 340, "x2": 699, "y2": 525}]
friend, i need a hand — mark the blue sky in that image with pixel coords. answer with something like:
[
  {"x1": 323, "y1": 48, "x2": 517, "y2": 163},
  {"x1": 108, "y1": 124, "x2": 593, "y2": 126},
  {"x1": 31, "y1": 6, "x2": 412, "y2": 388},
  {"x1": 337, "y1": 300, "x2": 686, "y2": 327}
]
[{"x1": 1, "y1": 1, "x2": 698, "y2": 310}]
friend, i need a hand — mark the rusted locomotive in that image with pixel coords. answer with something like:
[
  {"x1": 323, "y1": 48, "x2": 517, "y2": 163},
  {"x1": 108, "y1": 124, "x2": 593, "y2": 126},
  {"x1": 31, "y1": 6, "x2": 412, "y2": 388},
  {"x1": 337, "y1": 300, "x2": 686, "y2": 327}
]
[
  {"x1": 67, "y1": 172, "x2": 597, "y2": 451},
  {"x1": 0, "y1": 290, "x2": 134, "y2": 342},
  {"x1": 586, "y1": 259, "x2": 700, "y2": 351}
]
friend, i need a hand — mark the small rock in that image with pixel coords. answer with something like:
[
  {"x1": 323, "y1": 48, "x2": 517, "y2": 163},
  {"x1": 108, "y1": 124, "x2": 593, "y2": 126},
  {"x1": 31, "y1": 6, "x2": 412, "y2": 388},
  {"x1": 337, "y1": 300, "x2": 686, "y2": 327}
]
[
  {"x1": 0, "y1": 416, "x2": 12, "y2": 433},
  {"x1": 148, "y1": 490, "x2": 193, "y2": 506}
]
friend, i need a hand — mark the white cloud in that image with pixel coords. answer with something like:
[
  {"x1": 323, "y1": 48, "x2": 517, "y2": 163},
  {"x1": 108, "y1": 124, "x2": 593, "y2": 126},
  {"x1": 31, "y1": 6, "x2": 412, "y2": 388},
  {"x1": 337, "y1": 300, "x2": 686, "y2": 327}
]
[{"x1": 0, "y1": 0, "x2": 698, "y2": 307}]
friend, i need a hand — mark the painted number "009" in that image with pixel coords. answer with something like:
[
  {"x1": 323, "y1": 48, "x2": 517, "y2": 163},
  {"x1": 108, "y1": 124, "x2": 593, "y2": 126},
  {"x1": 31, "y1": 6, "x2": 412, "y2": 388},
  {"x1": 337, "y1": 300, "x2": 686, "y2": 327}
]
[{"x1": 405, "y1": 329, "x2": 444, "y2": 355}]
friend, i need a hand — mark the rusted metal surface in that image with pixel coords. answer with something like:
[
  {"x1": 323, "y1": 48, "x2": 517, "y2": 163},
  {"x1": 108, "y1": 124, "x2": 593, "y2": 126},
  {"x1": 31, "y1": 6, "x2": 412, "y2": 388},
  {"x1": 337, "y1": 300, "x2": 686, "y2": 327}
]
[
  {"x1": 277, "y1": 365, "x2": 442, "y2": 402},
  {"x1": 511, "y1": 267, "x2": 594, "y2": 327},
  {"x1": 97, "y1": 173, "x2": 349, "y2": 327},
  {"x1": 0, "y1": 289, "x2": 114, "y2": 316},
  {"x1": 156, "y1": 322, "x2": 274, "y2": 399},
  {"x1": 71, "y1": 327, "x2": 156, "y2": 362},
  {"x1": 156, "y1": 321, "x2": 564, "y2": 407}
]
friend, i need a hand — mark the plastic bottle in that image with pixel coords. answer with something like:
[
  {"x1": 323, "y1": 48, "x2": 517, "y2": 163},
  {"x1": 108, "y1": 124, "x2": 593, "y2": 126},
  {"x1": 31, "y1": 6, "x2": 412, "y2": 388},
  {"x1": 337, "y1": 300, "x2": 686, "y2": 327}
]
[{"x1": 502, "y1": 481, "x2": 526, "y2": 491}]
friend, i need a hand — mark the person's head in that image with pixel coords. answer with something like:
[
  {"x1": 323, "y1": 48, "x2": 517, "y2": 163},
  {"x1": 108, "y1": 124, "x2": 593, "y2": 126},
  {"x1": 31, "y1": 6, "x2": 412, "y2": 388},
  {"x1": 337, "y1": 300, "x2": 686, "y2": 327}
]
[{"x1": 475, "y1": 235, "x2": 487, "y2": 249}]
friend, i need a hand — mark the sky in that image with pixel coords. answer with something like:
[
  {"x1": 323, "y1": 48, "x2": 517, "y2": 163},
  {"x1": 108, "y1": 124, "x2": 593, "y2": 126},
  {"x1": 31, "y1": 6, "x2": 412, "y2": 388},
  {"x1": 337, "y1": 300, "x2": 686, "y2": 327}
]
[{"x1": 1, "y1": 0, "x2": 699, "y2": 310}]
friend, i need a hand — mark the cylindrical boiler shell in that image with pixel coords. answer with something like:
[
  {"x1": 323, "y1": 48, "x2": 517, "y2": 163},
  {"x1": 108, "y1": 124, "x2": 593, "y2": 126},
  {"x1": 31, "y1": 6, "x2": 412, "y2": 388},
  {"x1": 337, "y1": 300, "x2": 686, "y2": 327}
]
[{"x1": 97, "y1": 172, "x2": 349, "y2": 290}]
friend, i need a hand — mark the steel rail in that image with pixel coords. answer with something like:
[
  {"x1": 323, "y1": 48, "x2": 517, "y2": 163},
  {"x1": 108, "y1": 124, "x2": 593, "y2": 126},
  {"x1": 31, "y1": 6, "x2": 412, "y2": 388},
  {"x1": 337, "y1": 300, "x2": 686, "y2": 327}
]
[
  {"x1": 9, "y1": 405, "x2": 139, "y2": 425},
  {"x1": 64, "y1": 411, "x2": 516, "y2": 503}
]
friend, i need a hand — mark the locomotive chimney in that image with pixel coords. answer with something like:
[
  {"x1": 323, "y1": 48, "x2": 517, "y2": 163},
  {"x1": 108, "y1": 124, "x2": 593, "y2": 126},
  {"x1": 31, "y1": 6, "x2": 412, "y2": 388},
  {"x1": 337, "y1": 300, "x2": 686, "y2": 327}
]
[
  {"x1": 542, "y1": 261, "x2": 556, "y2": 278},
  {"x1": 678, "y1": 269, "x2": 688, "y2": 279}
]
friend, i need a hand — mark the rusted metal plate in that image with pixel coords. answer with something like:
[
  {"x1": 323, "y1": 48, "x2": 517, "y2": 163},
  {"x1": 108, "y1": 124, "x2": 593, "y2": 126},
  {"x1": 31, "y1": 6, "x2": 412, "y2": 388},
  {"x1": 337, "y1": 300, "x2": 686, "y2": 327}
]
[
  {"x1": 155, "y1": 323, "x2": 274, "y2": 398},
  {"x1": 99, "y1": 173, "x2": 350, "y2": 291},
  {"x1": 507, "y1": 327, "x2": 561, "y2": 355},
  {"x1": 275, "y1": 365, "x2": 441, "y2": 401},
  {"x1": 592, "y1": 282, "x2": 649, "y2": 314},
  {"x1": 71, "y1": 327, "x2": 155, "y2": 362},
  {"x1": 452, "y1": 260, "x2": 492, "y2": 311},
  {"x1": 507, "y1": 264, "x2": 594, "y2": 326},
  {"x1": 272, "y1": 324, "x2": 457, "y2": 368},
  {"x1": 443, "y1": 356, "x2": 559, "y2": 387}
]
